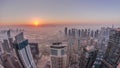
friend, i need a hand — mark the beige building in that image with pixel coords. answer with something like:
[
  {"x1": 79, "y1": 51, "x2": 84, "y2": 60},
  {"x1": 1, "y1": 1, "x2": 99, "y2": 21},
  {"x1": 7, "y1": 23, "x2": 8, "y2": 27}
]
[{"x1": 50, "y1": 42, "x2": 67, "y2": 68}]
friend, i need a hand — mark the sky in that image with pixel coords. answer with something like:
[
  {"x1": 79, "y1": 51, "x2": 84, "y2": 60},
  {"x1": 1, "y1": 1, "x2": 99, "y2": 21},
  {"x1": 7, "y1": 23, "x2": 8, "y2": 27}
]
[{"x1": 0, "y1": 0, "x2": 120, "y2": 25}]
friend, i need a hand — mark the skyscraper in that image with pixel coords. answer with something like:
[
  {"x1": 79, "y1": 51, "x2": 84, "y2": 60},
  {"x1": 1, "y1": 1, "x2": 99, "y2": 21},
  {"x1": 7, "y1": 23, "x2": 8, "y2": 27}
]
[
  {"x1": 0, "y1": 30, "x2": 23, "y2": 68},
  {"x1": 0, "y1": 30, "x2": 12, "y2": 53},
  {"x1": 50, "y1": 42, "x2": 67, "y2": 68},
  {"x1": 65, "y1": 27, "x2": 68, "y2": 36},
  {"x1": 14, "y1": 32, "x2": 36, "y2": 68},
  {"x1": 101, "y1": 28, "x2": 120, "y2": 68},
  {"x1": 29, "y1": 43, "x2": 40, "y2": 64},
  {"x1": 0, "y1": 41, "x2": 4, "y2": 54}
]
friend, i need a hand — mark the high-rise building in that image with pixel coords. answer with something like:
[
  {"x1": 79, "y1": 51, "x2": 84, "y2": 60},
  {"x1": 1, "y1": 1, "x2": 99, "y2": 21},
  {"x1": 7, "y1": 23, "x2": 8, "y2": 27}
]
[
  {"x1": 14, "y1": 32, "x2": 36, "y2": 68},
  {"x1": 0, "y1": 41, "x2": 4, "y2": 54},
  {"x1": 29, "y1": 43, "x2": 40, "y2": 64},
  {"x1": 50, "y1": 42, "x2": 67, "y2": 68},
  {"x1": 78, "y1": 39, "x2": 87, "y2": 68},
  {"x1": 65, "y1": 27, "x2": 68, "y2": 36},
  {"x1": 0, "y1": 30, "x2": 23, "y2": 68},
  {"x1": 92, "y1": 51, "x2": 103, "y2": 68},
  {"x1": 0, "y1": 41, "x2": 3, "y2": 67},
  {"x1": 91, "y1": 30, "x2": 94, "y2": 38},
  {"x1": 101, "y1": 28, "x2": 120, "y2": 68},
  {"x1": 78, "y1": 29, "x2": 81, "y2": 37},
  {"x1": 0, "y1": 30, "x2": 12, "y2": 53},
  {"x1": 68, "y1": 29, "x2": 71, "y2": 36},
  {"x1": 1, "y1": 53, "x2": 22, "y2": 68},
  {"x1": 94, "y1": 30, "x2": 99, "y2": 38},
  {"x1": 85, "y1": 49, "x2": 98, "y2": 68}
]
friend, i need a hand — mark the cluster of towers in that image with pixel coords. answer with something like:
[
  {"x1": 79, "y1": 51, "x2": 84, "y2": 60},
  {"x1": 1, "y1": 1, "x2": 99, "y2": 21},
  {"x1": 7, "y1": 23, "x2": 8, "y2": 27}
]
[
  {"x1": 0, "y1": 26, "x2": 120, "y2": 68},
  {"x1": 49, "y1": 27, "x2": 120, "y2": 68},
  {"x1": 64, "y1": 27, "x2": 100, "y2": 39},
  {"x1": 101, "y1": 28, "x2": 120, "y2": 68},
  {"x1": 0, "y1": 30, "x2": 39, "y2": 68}
]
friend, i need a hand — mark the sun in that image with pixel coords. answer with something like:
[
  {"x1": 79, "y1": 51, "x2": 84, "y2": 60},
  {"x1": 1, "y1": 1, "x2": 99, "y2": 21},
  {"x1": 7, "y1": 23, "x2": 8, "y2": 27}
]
[{"x1": 33, "y1": 20, "x2": 40, "y2": 26}]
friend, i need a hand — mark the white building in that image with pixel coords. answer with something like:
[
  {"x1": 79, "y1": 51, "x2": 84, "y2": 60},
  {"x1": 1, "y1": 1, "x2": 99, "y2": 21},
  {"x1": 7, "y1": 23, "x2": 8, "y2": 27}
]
[{"x1": 14, "y1": 32, "x2": 36, "y2": 68}]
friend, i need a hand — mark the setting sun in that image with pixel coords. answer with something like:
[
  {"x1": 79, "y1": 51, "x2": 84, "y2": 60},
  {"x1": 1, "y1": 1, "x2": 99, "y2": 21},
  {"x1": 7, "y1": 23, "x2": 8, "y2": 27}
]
[
  {"x1": 34, "y1": 20, "x2": 40, "y2": 26},
  {"x1": 30, "y1": 18, "x2": 44, "y2": 27}
]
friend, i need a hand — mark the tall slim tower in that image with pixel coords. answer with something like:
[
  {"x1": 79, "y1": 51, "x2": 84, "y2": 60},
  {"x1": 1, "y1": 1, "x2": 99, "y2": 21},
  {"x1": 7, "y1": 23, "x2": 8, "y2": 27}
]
[
  {"x1": 14, "y1": 32, "x2": 36, "y2": 68},
  {"x1": 101, "y1": 28, "x2": 120, "y2": 68},
  {"x1": 50, "y1": 42, "x2": 67, "y2": 68},
  {"x1": 65, "y1": 27, "x2": 68, "y2": 36},
  {"x1": 0, "y1": 41, "x2": 4, "y2": 54}
]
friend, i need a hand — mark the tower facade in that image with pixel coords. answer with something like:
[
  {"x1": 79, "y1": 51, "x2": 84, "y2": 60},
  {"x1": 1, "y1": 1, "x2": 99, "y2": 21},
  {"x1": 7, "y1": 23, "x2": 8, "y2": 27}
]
[
  {"x1": 14, "y1": 32, "x2": 36, "y2": 68},
  {"x1": 50, "y1": 42, "x2": 67, "y2": 68},
  {"x1": 101, "y1": 28, "x2": 120, "y2": 68},
  {"x1": 65, "y1": 27, "x2": 68, "y2": 36}
]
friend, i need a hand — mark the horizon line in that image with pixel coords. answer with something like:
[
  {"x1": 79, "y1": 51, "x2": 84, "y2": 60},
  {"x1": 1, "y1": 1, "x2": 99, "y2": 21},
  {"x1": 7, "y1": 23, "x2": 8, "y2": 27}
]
[{"x1": 0, "y1": 23, "x2": 120, "y2": 27}]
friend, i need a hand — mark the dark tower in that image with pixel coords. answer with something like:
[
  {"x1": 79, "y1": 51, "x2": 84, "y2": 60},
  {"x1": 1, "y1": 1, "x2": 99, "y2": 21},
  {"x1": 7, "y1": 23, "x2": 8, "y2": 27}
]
[{"x1": 65, "y1": 27, "x2": 68, "y2": 36}]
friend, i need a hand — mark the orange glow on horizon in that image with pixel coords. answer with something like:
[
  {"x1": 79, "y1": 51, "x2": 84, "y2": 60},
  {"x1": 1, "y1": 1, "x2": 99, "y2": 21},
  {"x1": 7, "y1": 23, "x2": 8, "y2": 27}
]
[
  {"x1": 33, "y1": 20, "x2": 40, "y2": 26},
  {"x1": 30, "y1": 18, "x2": 45, "y2": 27}
]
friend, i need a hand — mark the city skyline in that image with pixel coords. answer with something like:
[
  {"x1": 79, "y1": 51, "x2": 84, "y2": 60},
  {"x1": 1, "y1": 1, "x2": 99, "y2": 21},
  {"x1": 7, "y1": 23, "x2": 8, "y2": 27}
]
[
  {"x1": 0, "y1": 0, "x2": 120, "y2": 26},
  {"x1": 0, "y1": 25, "x2": 120, "y2": 68}
]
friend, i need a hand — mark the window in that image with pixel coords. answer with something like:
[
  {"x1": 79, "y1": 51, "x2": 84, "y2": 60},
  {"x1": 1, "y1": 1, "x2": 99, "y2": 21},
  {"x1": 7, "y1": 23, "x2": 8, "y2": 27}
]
[
  {"x1": 61, "y1": 49, "x2": 65, "y2": 55},
  {"x1": 51, "y1": 49, "x2": 58, "y2": 56}
]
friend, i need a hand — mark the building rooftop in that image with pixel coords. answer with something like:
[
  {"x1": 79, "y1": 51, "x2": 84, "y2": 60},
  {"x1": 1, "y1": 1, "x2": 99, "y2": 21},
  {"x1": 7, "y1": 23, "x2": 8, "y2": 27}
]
[
  {"x1": 50, "y1": 45, "x2": 66, "y2": 49},
  {"x1": 50, "y1": 42, "x2": 66, "y2": 49}
]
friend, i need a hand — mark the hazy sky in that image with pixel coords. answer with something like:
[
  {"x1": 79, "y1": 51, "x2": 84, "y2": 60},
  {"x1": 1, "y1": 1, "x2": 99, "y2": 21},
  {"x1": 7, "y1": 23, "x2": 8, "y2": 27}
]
[{"x1": 0, "y1": 0, "x2": 120, "y2": 25}]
